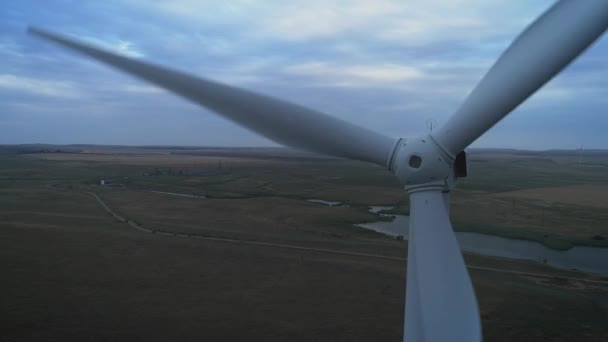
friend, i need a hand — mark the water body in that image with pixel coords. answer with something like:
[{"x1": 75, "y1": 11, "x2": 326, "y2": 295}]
[
  {"x1": 357, "y1": 206, "x2": 608, "y2": 276},
  {"x1": 149, "y1": 190, "x2": 206, "y2": 198},
  {"x1": 368, "y1": 206, "x2": 394, "y2": 214},
  {"x1": 307, "y1": 199, "x2": 349, "y2": 207},
  {"x1": 307, "y1": 199, "x2": 341, "y2": 206}
]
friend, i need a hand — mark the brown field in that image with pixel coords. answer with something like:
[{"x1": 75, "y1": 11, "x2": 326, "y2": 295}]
[
  {"x1": 24, "y1": 152, "x2": 275, "y2": 166},
  {"x1": 2, "y1": 186, "x2": 608, "y2": 341},
  {"x1": 98, "y1": 188, "x2": 387, "y2": 245},
  {"x1": 450, "y1": 189, "x2": 608, "y2": 241},
  {"x1": 2, "y1": 146, "x2": 608, "y2": 341},
  {"x1": 495, "y1": 184, "x2": 608, "y2": 209},
  {"x1": 11, "y1": 148, "x2": 608, "y2": 246}
]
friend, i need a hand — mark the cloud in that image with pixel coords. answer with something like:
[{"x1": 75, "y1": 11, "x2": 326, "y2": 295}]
[
  {"x1": 0, "y1": 39, "x2": 24, "y2": 58},
  {"x1": 121, "y1": 84, "x2": 163, "y2": 94},
  {"x1": 255, "y1": 1, "x2": 399, "y2": 41},
  {"x1": 284, "y1": 62, "x2": 424, "y2": 86},
  {"x1": 0, "y1": 74, "x2": 81, "y2": 98},
  {"x1": 77, "y1": 34, "x2": 145, "y2": 58},
  {"x1": 1, "y1": 0, "x2": 607, "y2": 149},
  {"x1": 130, "y1": 0, "x2": 551, "y2": 46}
]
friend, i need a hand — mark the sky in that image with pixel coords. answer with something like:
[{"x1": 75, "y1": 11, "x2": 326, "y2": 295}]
[{"x1": 1, "y1": 0, "x2": 607, "y2": 150}]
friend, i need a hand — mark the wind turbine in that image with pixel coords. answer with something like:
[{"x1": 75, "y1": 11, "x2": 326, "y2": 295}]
[{"x1": 28, "y1": 1, "x2": 608, "y2": 341}]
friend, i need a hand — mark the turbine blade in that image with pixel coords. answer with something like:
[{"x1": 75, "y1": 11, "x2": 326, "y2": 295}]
[
  {"x1": 433, "y1": 0, "x2": 608, "y2": 157},
  {"x1": 27, "y1": 27, "x2": 397, "y2": 166},
  {"x1": 405, "y1": 190, "x2": 480, "y2": 341}
]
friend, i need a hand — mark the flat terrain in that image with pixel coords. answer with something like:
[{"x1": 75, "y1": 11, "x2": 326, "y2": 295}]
[
  {"x1": 16, "y1": 145, "x2": 608, "y2": 249},
  {"x1": 1, "y1": 145, "x2": 608, "y2": 341},
  {"x1": 495, "y1": 184, "x2": 608, "y2": 209}
]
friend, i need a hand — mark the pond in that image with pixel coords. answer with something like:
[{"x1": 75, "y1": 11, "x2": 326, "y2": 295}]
[
  {"x1": 148, "y1": 190, "x2": 206, "y2": 198},
  {"x1": 356, "y1": 206, "x2": 608, "y2": 276},
  {"x1": 306, "y1": 199, "x2": 349, "y2": 207},
  {"x1": 307, "y1": 199, "x2": 341, "y2": 206}
]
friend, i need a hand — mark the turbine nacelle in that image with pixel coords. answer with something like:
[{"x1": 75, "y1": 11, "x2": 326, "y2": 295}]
[{"x1": 388, "y1": 135, "x2": 459, "y2": 193}]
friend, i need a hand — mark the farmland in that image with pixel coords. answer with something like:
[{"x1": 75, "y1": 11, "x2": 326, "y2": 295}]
[
  {"x1": 1, "y1": 145, "x2": 608, "y2": 341},
  {"x1": 16, "y1": 144, "x2": 608, "y2": 249}
]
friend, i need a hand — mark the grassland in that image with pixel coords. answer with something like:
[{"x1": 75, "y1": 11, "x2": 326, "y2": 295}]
[
  {"x1": 17, "y1": 145, "x2": 608, "y2": 249},
  {"x1": 1, "y1": 145, "x2": 608, "y2": 341}
]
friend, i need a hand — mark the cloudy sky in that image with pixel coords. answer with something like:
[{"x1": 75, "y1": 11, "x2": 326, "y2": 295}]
[{"x1": 1, "y1": 0, "x2": 607, "y2": 150}]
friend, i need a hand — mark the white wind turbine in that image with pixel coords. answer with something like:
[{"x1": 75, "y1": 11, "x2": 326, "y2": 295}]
[{"x1": 28, "y1": 1, "x2": 608, "y2": 340}]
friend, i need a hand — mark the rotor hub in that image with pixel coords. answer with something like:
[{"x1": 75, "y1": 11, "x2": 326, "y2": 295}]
[{"x1": 387, "y1": 135, "x2": 456, "y2": 192}]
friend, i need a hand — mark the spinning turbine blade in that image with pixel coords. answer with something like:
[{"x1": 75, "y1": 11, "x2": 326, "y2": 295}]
[
  {"x1": 27, "y1": 27, "x2": 397, "y2": 166},
  {"x1": 434, "y1": 0, "x2": 608, "y2": 157},
  {"x1": 405, "y1": 190, "x2": 480, "y2": 341}
]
